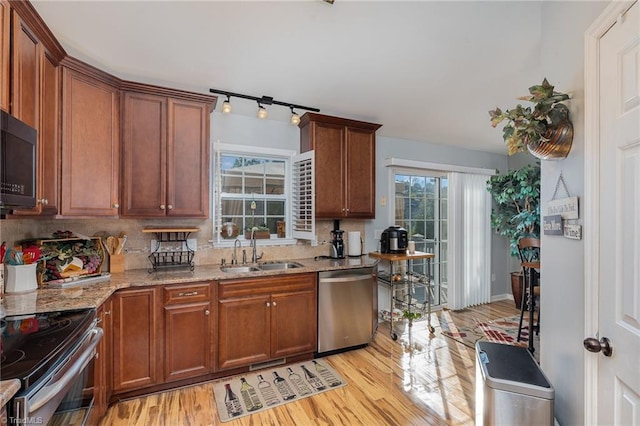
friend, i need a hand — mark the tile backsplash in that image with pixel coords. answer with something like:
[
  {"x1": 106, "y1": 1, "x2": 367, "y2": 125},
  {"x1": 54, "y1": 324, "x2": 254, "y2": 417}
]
[{"x1": 0, "y1": 218, "x2": 366, "y2": 271}]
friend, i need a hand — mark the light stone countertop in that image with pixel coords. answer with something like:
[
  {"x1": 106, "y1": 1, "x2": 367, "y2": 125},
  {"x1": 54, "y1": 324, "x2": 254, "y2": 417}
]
[
  {"x1": 1, "y1": 256, "x2": 378, "y2": 317},
  {"x1": 0, "y1": 379, "x2": 20, "y2": 409}
]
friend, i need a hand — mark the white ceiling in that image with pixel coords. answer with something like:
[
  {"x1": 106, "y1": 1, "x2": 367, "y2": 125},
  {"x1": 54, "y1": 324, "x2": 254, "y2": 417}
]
[{"x1": 31, "y1": 0, "x2": 547, "y2": 155}]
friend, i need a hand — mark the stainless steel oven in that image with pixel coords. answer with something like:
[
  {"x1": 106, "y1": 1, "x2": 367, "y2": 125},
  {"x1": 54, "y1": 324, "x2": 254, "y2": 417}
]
[{"x1": 1, "y1": 309, "x2": 102, "y2": 425}]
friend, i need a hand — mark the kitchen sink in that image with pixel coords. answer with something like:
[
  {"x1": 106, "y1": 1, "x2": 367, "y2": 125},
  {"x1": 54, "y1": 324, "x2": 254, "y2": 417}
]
[
  {"x1": 220, "y1": 266, "x2": 260, "y2": 273},
  {"x1": 258, "y1": 261, "x2": 304, "y2": 271}
]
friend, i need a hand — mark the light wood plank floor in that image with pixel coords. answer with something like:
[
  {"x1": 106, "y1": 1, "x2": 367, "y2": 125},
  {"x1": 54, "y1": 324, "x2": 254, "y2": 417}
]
[{"x1": 99, "y1": 299, "x2": 519, "y2": 425}]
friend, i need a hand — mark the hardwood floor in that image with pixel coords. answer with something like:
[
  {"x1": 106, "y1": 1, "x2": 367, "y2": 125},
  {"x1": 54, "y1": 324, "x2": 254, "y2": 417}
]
[{"x1": 99, "y1": 300, "x2": 519, "y2": 425}]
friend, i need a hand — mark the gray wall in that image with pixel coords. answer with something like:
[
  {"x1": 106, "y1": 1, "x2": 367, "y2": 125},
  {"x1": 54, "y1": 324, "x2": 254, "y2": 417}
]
[{"x1": 538, "y1": 2, "x2": 609, "y2": 425}]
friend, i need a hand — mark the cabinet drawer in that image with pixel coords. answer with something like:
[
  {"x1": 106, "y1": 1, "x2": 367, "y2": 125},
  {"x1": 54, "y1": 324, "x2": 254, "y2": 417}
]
[
  {"x1": 164, "y1": 282, "x2": 211, "y2": 305},
  {"x1": 218, "y1": 273, "x2": 316, "y2": 299}
]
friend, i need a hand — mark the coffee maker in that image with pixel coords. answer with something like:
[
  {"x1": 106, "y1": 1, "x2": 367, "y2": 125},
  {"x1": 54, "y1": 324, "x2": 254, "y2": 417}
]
[{"x1": 330, "y1": 220, "x2": 345, "y2": 259}]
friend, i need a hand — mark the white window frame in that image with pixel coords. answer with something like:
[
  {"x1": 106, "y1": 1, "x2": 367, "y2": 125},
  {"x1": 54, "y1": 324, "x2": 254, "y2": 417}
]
[{"x1": 212, "y1": 141, "x2": 297, "y2": 248}]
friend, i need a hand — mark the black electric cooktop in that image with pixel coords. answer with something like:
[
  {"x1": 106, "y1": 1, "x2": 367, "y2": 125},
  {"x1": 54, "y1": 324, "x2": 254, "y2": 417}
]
[{"x1": 0, "y1": 308, "x2": 96, "y2": 388}]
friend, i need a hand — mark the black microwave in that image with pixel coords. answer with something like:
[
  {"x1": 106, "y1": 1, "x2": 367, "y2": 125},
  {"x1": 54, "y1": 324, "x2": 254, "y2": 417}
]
[{"x1": 1, "y1": 110, "x2": 37, "y2": 210}]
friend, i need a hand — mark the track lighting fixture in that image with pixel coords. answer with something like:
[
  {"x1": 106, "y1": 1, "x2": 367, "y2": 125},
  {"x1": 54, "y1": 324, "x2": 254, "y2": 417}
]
[
  {"x1": 289, "y1": 106, "x2": 301, "y2": 125},
  {"x1": 257, "y1": 103, "x2": 268, "y2": 119},
  {"x1": 209, "y1": 88, "x2": 319, "y2": 122},
  {"x1": 221, "y1": 95, "x2": 232, "y2": 114}
]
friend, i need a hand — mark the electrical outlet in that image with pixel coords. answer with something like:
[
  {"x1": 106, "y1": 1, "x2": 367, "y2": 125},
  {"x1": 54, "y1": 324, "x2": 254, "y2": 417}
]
[
  {"x1": 183, "y1": 239, "x2": 197, "y2": 251},
  {"x1": 491, "y1": 273, "x2": 496, "y2": 282},
  {"x1": 374, "y1": 229, "x2": 383, "y2": 240},
  {"x1": 380, "y1": 196, "x2": 387, "y2": 206}
]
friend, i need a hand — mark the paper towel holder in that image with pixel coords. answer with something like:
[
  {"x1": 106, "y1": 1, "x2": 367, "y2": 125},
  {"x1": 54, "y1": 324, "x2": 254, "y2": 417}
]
[{"x1": 347, "y1": 231, "x2": 363, "y2": 257}]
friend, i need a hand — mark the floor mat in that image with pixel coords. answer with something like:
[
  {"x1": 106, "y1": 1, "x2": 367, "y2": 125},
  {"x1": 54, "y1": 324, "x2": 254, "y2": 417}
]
[
  {"x1": 213, "y1": 359, "x2": 346, "y2": 422},
  {"x1": 441, "y1": 314, "x2": 539, "y2": 358}
]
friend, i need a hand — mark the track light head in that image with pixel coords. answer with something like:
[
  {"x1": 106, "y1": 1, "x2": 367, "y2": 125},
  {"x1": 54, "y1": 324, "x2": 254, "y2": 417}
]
[
  {"x1": 289, "y1": 106, "x2": 301, "y2": 125},
  {"x1": 257, "y1": 103, "x2": 268, "y2": 119},
  {"x1": 221, "y1": 95, "x2": 232, "y2": 114}
]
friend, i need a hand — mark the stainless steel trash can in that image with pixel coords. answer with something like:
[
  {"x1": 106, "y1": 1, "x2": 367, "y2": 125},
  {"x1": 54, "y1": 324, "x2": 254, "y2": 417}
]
[{"x1": 475, "y1": 341, "x2": 554, "y2": 426}]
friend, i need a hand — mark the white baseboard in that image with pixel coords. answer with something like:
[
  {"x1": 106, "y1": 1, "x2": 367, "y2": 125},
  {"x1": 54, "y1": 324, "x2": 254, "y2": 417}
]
[{"x1": 491, "y1": 293, "x2": 512, "y2": 302}]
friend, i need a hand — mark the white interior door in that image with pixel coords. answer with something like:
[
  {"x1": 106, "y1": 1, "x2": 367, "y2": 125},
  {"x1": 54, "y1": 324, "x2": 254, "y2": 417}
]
[{"x1": 587, "y1": 1, "x2": 640, "y2": 423}]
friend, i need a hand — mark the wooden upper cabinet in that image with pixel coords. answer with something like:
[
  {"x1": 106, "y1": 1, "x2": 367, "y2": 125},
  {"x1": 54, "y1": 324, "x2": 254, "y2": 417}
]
[
  {"x1": 299, "y1": 113, "x2": 381, "y2": 219},
  {"x1": 38, "y1": 50, "x2": 59, "y2": 214},
  {"x1": 121, "y1": 83, "x2": 215, "y2": 218},
  {"x1": 11, "y1": 11, "x2": 39, "y2": 128},
  {"x1": 166, "y1": 98, "x2": 210, "y2": 217},
  {"x1": 9, "y1": 7, "x2": 62, "y2": 216},
  {"x1": 60, "y1": 62, "x2": 120, "y2": 216},
  {"x1": 121, "y1": 92, "x2": 167, "y2": 217},
  {"x1": 0, "y1": 0, "x2": 9, "y2": 112}
]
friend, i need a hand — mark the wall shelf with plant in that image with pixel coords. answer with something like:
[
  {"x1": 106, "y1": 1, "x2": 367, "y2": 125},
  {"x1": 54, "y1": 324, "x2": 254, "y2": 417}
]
[{"x1": 489, "y1": 78, "x2": 573, "y2": 159}]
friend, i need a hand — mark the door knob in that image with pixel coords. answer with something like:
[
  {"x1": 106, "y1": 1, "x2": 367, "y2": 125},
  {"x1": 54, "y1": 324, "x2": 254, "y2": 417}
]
[{"x1": 583, "y1": 336, "x2": 613, "y2": 357}]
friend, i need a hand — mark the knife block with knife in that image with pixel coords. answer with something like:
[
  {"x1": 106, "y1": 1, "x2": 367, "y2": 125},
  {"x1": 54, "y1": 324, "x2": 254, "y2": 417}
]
[{"x1": 106, "y1": 233, "x2": 127, "y2": 273}]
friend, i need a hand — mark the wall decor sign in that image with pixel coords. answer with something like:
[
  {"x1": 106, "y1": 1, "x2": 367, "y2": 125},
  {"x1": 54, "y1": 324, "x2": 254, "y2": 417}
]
[
  {"x1": 563, "y1": 224, "x2": 582, "y2": 240},
  {"x1": 543, "y1": 214, "x2": 563, "y2": 235},
  {"x1": 544, "y1": 196, "x2": 579, "y2": 220}
]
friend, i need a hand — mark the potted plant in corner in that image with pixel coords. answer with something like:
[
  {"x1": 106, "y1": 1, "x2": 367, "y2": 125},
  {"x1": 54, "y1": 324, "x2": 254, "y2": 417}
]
[
  {"x1": 486, "y1": 163, "x2": 540, "y2": 309},
  {"x1": 489, "y1": 78, "x2": 573, "y2": 159}
]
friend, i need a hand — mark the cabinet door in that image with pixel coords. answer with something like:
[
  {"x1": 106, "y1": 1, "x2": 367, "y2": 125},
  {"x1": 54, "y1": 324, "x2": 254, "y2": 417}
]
[
  {"x1": 164, "y1": 301, "x2": 212, "y2": 382},
  {"x1": 9, "y1": 42, "x2": 60, "y2": 217},
  {"x1": 61, "y1": 68, "x2": 120, "y2": 216},
  {"x1": 121, "y1": 92, "x2": 167, "y2": 217},
  {"x1": 10, "y1": 12, "x2": 39, "y2": 128},
  {"x1": 112, "y1": 288, "x2": 160, "y2": 392},
  {"x1": 309, "y1": 121, "x2": 346, "y2": 218},
  {"x1": 166, "y1": 99, "x2": 209, "y2": 217},
  {"x1": 271, "y1": 287, "x2": 317, "y2": 358},
  {"x1": 0, "y1": 0, "x2": 9, "y2": 112},
  {"x1": 345, "y1": 127, "x2": 376, "y2": 218},
  {"x1": 37, "y1": 50, "x2": 59, "y2": 214},
  {"x1": 217, "y1": 294, "x2": 270, "y2": 370}
]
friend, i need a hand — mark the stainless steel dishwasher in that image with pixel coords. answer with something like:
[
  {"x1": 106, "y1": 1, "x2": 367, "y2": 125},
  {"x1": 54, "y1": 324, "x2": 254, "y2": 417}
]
[{"x1": 317, "y1": 266, "x2": 378, "y2": 355}]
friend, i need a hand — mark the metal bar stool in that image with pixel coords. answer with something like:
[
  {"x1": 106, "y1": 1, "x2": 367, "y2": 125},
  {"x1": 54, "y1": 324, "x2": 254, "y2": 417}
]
[{"x1": 516, "y1": 237, "x2": 540, "y2": 354}]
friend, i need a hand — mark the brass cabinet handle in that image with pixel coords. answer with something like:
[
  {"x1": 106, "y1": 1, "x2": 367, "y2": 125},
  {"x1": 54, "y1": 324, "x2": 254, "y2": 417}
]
[
  {"x1": 272, "y1": 301, "x2": 277, "y2": 307},
  {"x1": 113, "y1": 203, "x2": 119, "y2": 208},
  {"x1": 266, "y1": 302, "x2": 271, "y2": 307},
  {"x1": 168, "y1": 205, "x2": 173, "y2": 210},
  {"x1": 178, "y1": 291, "x2": 198, "y2": 297},
  {"x1": 205, "y1": 309, "x2": 210, "y2": 316},
  {"x1": 160, "y1": 204, "x2": 166, "y2": 210}
]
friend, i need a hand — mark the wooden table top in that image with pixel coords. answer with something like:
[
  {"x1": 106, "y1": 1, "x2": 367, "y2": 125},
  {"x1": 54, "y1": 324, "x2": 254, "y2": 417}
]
[{"x1": 368, "y1": 251, "x2": 435, "y2": 261}]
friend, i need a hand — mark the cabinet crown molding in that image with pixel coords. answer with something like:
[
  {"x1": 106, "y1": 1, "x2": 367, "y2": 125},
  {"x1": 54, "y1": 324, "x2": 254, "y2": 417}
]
[{"x1": 298, "y1": 112, "x2": 382, "y2": 131}]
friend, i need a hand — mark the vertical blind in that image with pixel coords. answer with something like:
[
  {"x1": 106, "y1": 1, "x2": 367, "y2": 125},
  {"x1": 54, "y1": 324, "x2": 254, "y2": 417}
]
[{"x1": 447, "y1": 172, "x2": 492, "y2": 310}]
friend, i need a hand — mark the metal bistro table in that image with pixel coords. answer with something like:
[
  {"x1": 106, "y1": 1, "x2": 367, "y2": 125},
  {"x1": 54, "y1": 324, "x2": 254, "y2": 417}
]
[{"x1": 369, "y1": 251, "x2": 435, "y2": 340}]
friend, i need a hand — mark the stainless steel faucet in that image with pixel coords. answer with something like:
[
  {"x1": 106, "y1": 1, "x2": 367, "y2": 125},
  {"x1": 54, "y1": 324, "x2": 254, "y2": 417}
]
[
  {"x1": 231, "y1": 239, "x2": 241, "y2": 265},
  {"x1": 250, "y1": 229, "x2": 264, "y2": 263}
]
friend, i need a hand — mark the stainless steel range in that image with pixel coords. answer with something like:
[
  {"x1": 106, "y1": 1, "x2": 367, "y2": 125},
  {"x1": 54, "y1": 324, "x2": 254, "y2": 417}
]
[{"x1": 1, "y1": 309, "x2": 102, "y2": 425}]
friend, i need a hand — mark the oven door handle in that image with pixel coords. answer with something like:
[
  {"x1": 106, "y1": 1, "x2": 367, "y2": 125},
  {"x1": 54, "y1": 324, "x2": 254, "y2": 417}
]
[{"x1": 29, "y1": 327, "x2": 103, "y2": 412}]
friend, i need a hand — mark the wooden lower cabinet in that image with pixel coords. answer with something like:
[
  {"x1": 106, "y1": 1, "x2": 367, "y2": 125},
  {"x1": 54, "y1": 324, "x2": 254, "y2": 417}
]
[
  {"x1": 163, "y1": 282, "x2": 213, "y2": 382},
  {"x1": 217, "y1": 273, "x2": 317, "y2": 371},
  {"x1": 112, "y1": 287, "x2": 161, "y2": 392}
]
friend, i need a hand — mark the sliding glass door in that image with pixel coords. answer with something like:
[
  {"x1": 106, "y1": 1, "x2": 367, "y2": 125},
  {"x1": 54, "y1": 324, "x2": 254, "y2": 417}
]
[{"x1": 394, "y1": 172, "x2": 448, "y2": 307}]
